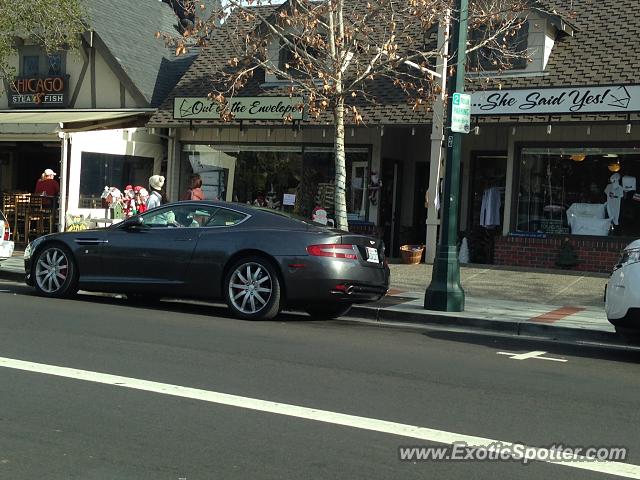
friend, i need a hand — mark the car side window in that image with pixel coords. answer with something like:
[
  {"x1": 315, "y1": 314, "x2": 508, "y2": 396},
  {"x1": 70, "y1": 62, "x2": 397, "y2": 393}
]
[
  {"x1": 183, "y1": 206, "x2": 219, "y2": 228},
  {"x1": 140, "y1": 205, "x2": 219, "y2": 228},
  {"x1": 141, "y1": 206, "x2": 175, "y2": 227},
  {"x1": 205, "y1": 207, "x2": 247, "y2": 227}
]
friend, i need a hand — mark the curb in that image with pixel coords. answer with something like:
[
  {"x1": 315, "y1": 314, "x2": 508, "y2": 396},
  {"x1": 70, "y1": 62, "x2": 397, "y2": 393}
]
[
  {"x1": 0, "y1": 268, "x2": 24, "y2": 283},
  {"x1": 350, "y1": 304, "x2": 620, "y2": 344},
  {"x1": 0, "y1": 264, "x2": 621, "y2": 346}
]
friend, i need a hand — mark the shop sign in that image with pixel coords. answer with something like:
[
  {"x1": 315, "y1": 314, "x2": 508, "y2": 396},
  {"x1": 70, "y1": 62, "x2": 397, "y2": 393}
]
[
  {"x1": 451, "y1": 92, "x2": 471, "y2": 133},
  {"x1": 8, "y1": 75, "x2": 69, "y2": 108},
  {"x1": 471, "y1": 85, "x2": 640, "y2": 115},
  {"x1": 174, "y1": 97, "x2": 305, "y2": 120}
]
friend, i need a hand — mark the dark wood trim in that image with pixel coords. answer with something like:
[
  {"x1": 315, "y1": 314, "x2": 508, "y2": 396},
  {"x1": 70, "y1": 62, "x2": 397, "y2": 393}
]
[
  {"x1": 70, "y1": 41, "x2": 90, "y2": 107},
  {"x1": 90, "y1": 42, "x2": 96, "y2": 109}
]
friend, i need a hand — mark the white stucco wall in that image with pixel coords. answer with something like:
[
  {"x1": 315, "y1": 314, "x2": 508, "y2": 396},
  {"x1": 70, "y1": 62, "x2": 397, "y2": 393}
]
[
  {"x1": 67, "y1": 128, "x2": 163, "y2": 218},
  {"x1": 0, "y1": 42, "x2": 145, "y2": 109}
]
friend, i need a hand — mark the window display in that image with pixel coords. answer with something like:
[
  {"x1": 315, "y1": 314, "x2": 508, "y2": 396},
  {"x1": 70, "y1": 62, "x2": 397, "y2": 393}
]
[
  {"x1": 79, "y1": 152, "x2": 154, "y2": 209},
  {"x1": 516, "y1": 147, "x2": 640, "y2": 236},
  {"x1": 180, "y1": 144, "x2": 371, "y2": 223}
]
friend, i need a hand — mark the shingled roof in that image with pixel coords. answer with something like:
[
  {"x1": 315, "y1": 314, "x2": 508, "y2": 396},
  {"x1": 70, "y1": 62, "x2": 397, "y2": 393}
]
[
  {"x1": 473, "y1": 0, "x2": 640, "y2": 123},
  {"x1": 149, "y1": 0, "x2": 639, "y2": 127},
  {"x1": 85, "y1": 0, "x2": 197, "y2": 107}
]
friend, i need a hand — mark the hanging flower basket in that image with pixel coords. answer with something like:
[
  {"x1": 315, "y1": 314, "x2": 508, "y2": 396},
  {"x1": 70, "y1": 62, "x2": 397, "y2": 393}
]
[{"x1": 400, "y1": 245, "x2": 424, "y2": 264}]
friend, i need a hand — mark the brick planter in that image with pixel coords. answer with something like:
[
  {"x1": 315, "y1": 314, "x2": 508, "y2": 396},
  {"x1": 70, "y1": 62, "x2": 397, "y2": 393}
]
[{"x1": 494, "y1": 235, "x2": 630, "y2": 273}]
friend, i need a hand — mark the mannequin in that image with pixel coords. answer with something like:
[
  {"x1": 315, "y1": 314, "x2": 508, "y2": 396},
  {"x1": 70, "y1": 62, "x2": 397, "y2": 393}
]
[{"x1": 605, "y1": 173, "x2": 624, "y2": 225}]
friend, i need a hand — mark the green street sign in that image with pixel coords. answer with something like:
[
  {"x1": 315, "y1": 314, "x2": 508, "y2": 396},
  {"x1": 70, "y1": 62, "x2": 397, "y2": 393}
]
[{"x1": 451, "y1": 92, "x2": 471, "y2": 133}]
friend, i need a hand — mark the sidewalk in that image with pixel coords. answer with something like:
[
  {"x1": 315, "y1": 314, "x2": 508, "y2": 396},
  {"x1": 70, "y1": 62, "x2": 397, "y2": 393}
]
[
  {"x1": 1, "y1": 251, "x2": 620, "y2": 344},
  {"x1": 352, "y1": 262, "x2": 616, "y2": 344}
]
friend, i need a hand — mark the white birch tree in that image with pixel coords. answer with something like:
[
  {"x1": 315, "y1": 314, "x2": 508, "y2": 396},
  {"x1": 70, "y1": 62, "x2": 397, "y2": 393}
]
[{"x1": 162, "y1": 0, "x2": 543, "y2": 231}]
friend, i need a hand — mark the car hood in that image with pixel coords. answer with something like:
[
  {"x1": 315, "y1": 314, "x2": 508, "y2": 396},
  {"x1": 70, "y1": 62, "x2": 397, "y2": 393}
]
[{"x1": 625, "y1": 239, "x2": 640, "y2": 250}]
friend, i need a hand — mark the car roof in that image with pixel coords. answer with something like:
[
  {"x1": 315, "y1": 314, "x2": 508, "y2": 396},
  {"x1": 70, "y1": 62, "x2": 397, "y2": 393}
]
[
  {"x1": 163, "y1": 200, "x2": 311, "y2": 228},
  {"x1": 163, "y1": 200, "x2": 259, "y2": 215}
]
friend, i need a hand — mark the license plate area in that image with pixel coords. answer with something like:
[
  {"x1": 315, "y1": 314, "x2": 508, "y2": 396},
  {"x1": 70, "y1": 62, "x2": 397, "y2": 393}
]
[{"x1": 365, "y1": 246, "x2": 379, "y2": 263}]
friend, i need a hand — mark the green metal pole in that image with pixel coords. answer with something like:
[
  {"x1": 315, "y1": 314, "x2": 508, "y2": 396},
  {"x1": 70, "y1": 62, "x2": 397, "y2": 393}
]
[{"x1": 424, "y1": 0, "x2": 468, "y2": 312}]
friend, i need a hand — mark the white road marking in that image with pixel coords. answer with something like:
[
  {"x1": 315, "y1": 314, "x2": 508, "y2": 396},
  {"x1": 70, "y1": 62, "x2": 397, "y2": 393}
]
[
  {"x1": 0, "y1": 355, "x2": 636, "y2": 478},
  {"x1": 497, "y1": 351, "x2": 568, "y2": 362}
]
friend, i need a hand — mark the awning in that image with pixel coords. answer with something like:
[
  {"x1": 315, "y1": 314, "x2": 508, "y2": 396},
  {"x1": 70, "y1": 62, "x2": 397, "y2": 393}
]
[{"x1": 0, "y1": 109, "x2": 156, "y2": 132}]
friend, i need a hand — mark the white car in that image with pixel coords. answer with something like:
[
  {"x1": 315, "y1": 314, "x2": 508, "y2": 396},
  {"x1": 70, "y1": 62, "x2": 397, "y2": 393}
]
[
  {"x1": 0, "y1": 210, "x2": 15, "y2": 261},
  {"x1": 605, "y1": 239, "x2": 640, "y2": 332}
]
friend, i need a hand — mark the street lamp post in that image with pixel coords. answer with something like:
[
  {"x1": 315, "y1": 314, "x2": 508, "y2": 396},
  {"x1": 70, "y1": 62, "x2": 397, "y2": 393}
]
[{"x1": 424, "y1": 0, "x2": 469, "y2": 312}]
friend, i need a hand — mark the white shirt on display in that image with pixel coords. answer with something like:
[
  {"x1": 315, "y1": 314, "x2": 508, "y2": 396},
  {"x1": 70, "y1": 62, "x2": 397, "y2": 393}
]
[
  {"x1": 480, "y1": 187, "x2": 502, "y2": 228},
  {"x1": 605, "y1": 181, "x2": 624, "y2": 225}
]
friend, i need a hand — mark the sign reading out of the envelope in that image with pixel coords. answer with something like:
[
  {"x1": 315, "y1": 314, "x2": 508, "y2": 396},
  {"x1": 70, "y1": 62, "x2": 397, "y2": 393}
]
[
  {"x1": 174, "y1": 97, "x2": 304, "y2": 120},
  {"x1": 471, "y1": 85, "x2": 640, "y2": 115}
]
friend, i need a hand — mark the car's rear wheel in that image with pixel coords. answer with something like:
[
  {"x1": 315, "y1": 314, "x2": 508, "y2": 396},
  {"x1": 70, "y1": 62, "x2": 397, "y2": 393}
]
[
  {"x1": 33, "y1": 244, "x2": 78, "y2": 298},
  {"x1": 305, "y1": 303, "x2": 353, "y2": 319},
  {"x1": 225, "y1": 256, "x2": 281, "y2": 320}
]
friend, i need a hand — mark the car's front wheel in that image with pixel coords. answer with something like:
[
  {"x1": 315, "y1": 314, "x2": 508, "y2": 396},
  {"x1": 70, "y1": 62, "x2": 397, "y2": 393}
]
[
  {"x1": 224, "y1": 256, "x2": 281, "y2": 320},
  {"x1": 305, "y1": 303, "x2": 353, "y2": 320},
  {"x1": 33, "y1": 244, "x2": 78, "y2": 298}
]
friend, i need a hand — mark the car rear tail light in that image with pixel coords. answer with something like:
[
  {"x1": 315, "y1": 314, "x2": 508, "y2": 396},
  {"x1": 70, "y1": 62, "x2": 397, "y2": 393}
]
[
  {"x1": 1, "y1": 221, "x2": 9, "y2": 241},
  {"x1": 307, "y1": 244, "x2": 357, "y2": 260}
]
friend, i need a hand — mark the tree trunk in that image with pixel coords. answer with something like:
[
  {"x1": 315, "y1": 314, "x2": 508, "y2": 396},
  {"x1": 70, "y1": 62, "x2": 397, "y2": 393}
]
[{"x1": 333, "y1": 96, "x2": 349, "y2": 231}]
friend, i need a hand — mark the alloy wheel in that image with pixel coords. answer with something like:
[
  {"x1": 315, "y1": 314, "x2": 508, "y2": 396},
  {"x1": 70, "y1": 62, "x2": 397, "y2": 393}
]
[
  {"x1": 228, "y1": 262, "x2": 273, "y2": 315},
  {"x1": 35, "y1": 247, "x2": 69, "y2": 294}
]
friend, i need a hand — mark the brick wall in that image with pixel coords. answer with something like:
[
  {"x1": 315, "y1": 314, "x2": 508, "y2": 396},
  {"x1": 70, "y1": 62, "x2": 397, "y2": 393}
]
[{"x1": 494, "y1": 236, "x2": 629, "y2": 273}]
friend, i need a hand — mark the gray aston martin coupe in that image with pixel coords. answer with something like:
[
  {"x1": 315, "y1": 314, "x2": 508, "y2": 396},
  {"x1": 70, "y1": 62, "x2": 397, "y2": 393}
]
[{"x1": 24, "y1": 201, "x2": 389, "y2": 320}]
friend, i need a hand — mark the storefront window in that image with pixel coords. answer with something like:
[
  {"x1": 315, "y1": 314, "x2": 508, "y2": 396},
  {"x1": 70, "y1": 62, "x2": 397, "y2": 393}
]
[
  {"x1": 47, "y1": 53, "x2": 62, "y2": 75},
  {"x1": 22, "y1": 55, "x2": 39, "y2": 76},
  {"x1": 79, "y1": 152, "x2": 154, "y2": 208},
  {"x1": 180, "y1": 144, "x2": 370, "y2": 223},
  {"x1": 515, "y1": 147, "x2": 640, "y2": 236}
]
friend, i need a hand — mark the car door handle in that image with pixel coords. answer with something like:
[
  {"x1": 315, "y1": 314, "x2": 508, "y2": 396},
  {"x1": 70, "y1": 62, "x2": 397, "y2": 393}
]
[{"x1": 174, "y1": 238, "x2": 193, "y2": 242}]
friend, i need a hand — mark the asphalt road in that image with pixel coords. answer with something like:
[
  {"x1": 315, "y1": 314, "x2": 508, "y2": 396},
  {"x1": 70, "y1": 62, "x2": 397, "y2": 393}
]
[{"x1": 0, "y1": 278, "x2": 639, "y2": 480}]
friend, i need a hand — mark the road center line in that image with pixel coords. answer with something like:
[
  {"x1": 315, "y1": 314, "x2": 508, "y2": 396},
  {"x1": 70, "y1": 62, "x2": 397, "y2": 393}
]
[{"x1": 0, "y1": 355, "x2": 637, "y2": 478}]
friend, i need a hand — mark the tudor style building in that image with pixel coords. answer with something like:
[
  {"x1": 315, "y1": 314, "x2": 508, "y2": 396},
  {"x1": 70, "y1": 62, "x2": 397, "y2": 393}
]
[
  {"x1": 0, "y1": 0, "x2": 196, "y2": 234},
  {"x1": 149, "y1": 0, "x2": 640, "y2": 273}
]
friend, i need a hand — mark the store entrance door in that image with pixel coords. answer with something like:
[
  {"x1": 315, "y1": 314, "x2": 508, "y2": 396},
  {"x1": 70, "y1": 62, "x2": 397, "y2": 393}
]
[
  {"x1": 381, "y1": 159, "x2": 402, "y2": 257},
  {"x1": 12, "y1": 142, "x2": 60, "y2": 192},
  {"x1": 467, "y1": 153, "x2": 507, "y2": 264}
]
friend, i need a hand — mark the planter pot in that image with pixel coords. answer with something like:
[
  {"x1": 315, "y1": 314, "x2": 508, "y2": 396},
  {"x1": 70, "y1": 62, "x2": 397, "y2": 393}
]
[{"x1": 400, "y1": 245, "x2": 424, "y2": 264}]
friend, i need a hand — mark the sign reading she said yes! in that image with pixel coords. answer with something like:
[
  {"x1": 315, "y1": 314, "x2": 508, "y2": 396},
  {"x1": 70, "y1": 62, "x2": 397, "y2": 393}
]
[
  {"x1": 471, "y1": 85, "x2": 640, "y2": 115},
  {"x1": 173, "y1": 97, "x2": 304, "y2": 120}
]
